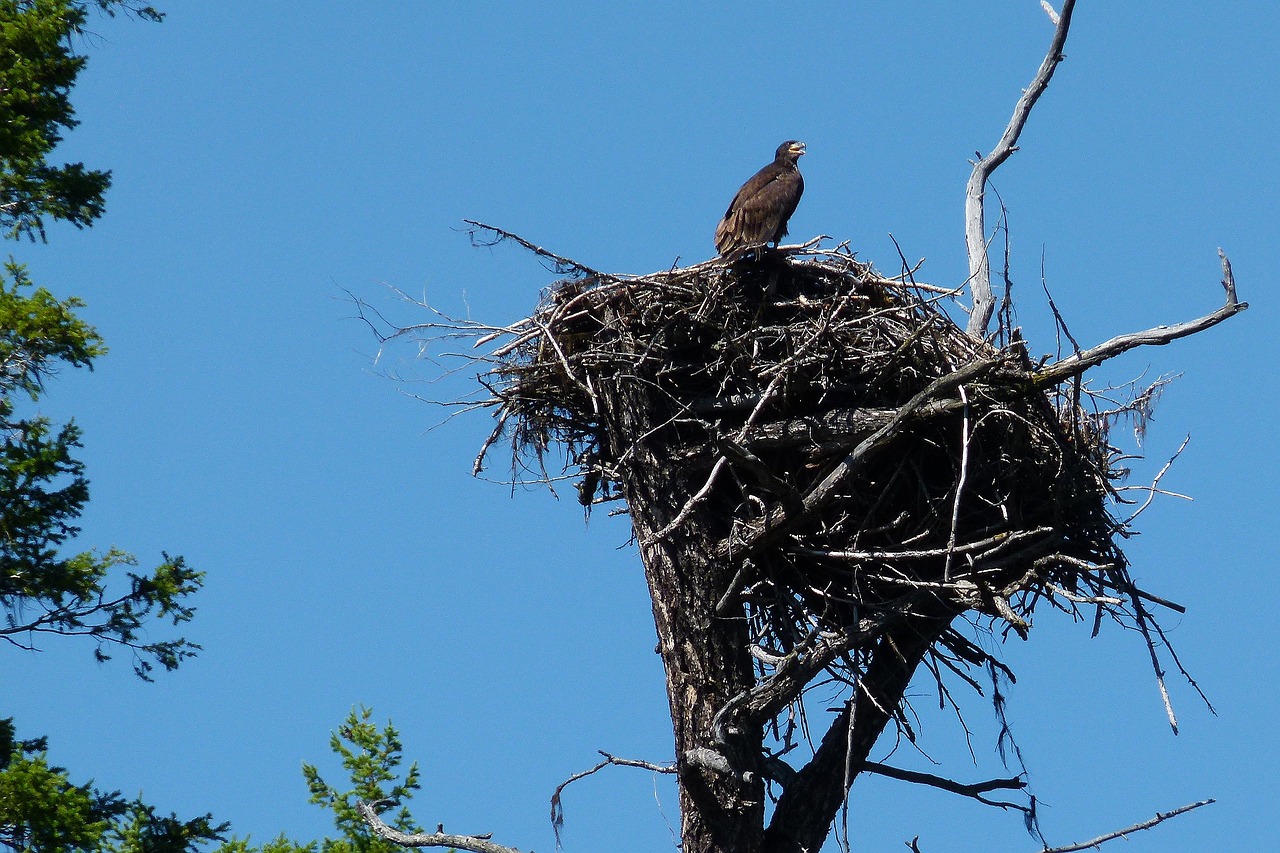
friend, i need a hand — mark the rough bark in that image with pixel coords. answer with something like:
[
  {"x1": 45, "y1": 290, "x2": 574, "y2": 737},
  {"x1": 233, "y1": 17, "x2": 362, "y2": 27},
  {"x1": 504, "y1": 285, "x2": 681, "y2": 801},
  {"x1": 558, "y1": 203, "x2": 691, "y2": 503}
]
[{"x1": 598, "y1": 366, "x2": 766, "y2": 853}]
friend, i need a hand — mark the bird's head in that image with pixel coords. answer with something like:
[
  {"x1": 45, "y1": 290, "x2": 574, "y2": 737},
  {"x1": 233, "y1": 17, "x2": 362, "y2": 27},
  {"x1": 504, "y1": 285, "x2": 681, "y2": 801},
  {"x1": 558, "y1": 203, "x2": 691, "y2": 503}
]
[{"x1": 777, "y1": 140, "x2": 807, "y2": 162}]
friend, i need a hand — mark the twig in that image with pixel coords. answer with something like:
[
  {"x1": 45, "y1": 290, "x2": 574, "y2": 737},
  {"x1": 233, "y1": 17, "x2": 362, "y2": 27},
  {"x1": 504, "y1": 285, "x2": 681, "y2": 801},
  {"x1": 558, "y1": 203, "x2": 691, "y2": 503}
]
[
  {"x1": 1040, "y1": 250, "x2": 1082, "y2": 358},
  {"x1": 712, "y1": 616, "x2": 888, "y2": 742},
  {"x1": 657, "y1": 286, "x2": 860, "y2": 540},
  {"x1": 860, "y1": 761, "x2": 1025, "y2": 809},
  {"x1": 798, "y1": 357, "x2": 996, "y2": 517},
  {"x1": 966, "y1": 0, "x2": 1076, "y2": 337},
  {"x1": 1130, "y1": 593, "x2": 1179, "y2": 734},
  {"x1": 1034, "y1": 250, "x2": 1248, "y2": 387},
  {"x1": 473, "y1": 410, "x2": 511, "y2": 476},
  {"x1": 463, "y1": 219, "x2": 609, "y2": 280},
  {"x1": 943, "y1": 385, "x2": 972, "y2": 580},
  {"x1": 1040, "y1": 799, "x2": 1214, "y2": 852},
  {"x1": 1123, "y1": 434, "x2": 1190, "y2": 527},
  {"x1": 652, "y1": 454, "x2": 729, "y2": 540},
  {"x1": 795, "y1": 526, "x2": 1054, "y2": 562},
  {"x1": 1145, "y1": 613, "x2": 1218, "y2": 716},
  {"x1": 1044, "y1": 583, "x2": 1122, "y2": 606},
  {"x1": 550, "y1": 751, "x2": 675, "y2": 846}
]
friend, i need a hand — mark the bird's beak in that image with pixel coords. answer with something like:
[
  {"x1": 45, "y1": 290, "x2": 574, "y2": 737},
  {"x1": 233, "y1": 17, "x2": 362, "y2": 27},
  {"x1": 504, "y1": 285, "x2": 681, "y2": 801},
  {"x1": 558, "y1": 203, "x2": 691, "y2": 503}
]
[{"x1": 794, "y1": 143, "x2": 807, "y2": 157}]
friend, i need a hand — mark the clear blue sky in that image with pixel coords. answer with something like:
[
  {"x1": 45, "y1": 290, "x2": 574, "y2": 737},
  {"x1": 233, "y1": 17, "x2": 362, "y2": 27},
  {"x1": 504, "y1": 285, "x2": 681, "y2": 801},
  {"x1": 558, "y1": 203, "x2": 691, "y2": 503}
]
[{"x1": 6, "y1": 3, "x2": 1277, "y2": 851}]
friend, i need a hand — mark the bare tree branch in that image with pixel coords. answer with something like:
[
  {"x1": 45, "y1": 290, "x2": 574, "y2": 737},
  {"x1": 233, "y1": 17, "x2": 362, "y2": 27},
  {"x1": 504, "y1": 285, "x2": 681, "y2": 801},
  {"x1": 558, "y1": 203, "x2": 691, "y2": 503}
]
[
  {"x1": 550, "y1": 751, "x2": 676, "y2": 845},
  {"x1": 356, "y1": 800, "x2": 526, "y2": 853},
  {"x1": 966, "y1": 0, "x2": 1077, "y2": 337},
  {"x1": 1040, "y1": 799, "x2": 1214, "y2": 852},
  {"x1": 463, "y1": 219, "x2": 612, "y2": 281},
  {"x1": 860, "y1": 761, "x2": 1026, "y2": 808},
  {"x1": 1033, "y1": 250, "x2": 1247, "y2": 387}
]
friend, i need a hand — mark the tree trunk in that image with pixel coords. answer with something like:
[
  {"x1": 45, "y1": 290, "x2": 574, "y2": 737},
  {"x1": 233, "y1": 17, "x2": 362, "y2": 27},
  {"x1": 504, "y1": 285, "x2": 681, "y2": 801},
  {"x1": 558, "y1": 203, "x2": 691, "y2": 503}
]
[
  {"x1": 762, "y1": 613, "x2": 955, "y2": 853},
  {"x1": 600, "y1": 382, "x2": 766, "y2": 853}
]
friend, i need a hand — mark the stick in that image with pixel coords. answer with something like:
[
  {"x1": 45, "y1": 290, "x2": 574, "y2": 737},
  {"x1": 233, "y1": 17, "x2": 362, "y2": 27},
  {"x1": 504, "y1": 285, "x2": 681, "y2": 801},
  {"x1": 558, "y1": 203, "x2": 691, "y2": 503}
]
[
  {"x1": 1041, "y1": 799, "x2": 1214, "y2": 852},
  {"x1": 860, "y1": 761, "x2": 1025, "y2": 808},
  {"x1": 463, "y1": 219, "x2": 610, "y2": 280},
  {"x1": 550, "y1": 751, "x2": 675, "y2": 844},
  {"x1": 966, "y1": 0, "x2": 1077, "y2": 338},
  {"x1": 356, "y1": 800, "x2": 526, "y2": 853},
  {"x1": 715, "y1": 355, "x2": 1001, "y2": 559},
  {"x1": 1034, "y1": 251, "x2": 1246, "y2": 387}
]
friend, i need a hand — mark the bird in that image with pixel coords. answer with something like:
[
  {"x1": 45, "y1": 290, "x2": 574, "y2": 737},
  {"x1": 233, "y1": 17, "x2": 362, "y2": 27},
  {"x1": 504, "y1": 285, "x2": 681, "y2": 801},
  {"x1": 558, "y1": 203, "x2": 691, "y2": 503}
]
[{"x1": 714, "y1": 140, "x2": 806, "y2": 259}]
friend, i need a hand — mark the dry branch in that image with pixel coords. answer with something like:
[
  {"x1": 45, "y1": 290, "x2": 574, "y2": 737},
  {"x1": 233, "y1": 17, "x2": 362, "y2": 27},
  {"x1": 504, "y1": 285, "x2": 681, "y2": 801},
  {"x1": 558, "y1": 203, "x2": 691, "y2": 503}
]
[
  {"x1": 712, "y1": 352, "x2": 1005, "y2": 560},
  {"x1": 1033, "y1": 250, "x2": 1247, "y2": 386},
  {"x1": 966, "y1": 0, "x2": 1077, "y2": 337},
  {"x1": 549, "y1": 750, "x2": 676, "y2": 846},
  {"x1": 860, "y1": 761, "x2": 1025, "y2": 809},
  {"x1": 356, "y1": 801, "x2": 525, "y2": 853},
  {"x1": 1040, "y1": 799, "x2": 1214, "y2": 853},
  {"x1": 463, "y1": 219, "x2": 612, "y2": 281}
]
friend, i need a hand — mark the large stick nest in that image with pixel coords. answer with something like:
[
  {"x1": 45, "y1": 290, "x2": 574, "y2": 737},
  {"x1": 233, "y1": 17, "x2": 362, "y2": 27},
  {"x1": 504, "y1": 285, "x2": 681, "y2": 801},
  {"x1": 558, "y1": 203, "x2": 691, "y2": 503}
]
[
  {"x1": 382, "y1": 227, "x2": 1239, "y2": 749},
  {"x1": 480, "y1": 244, "x2": 1154, "y2": 662}
]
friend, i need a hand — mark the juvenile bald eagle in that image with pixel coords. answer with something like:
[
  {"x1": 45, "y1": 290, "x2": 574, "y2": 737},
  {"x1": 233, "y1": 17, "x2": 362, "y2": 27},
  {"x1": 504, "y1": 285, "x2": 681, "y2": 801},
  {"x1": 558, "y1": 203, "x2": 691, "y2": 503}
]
[{"x1": 714, "y1": 140, "x2": 806, "y2": 258}]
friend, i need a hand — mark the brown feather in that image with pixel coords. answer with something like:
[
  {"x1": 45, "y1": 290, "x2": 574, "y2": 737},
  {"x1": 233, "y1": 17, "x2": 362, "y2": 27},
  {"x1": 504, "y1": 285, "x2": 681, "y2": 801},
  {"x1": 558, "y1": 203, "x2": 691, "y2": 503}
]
[{"x1": 715, "y1": 141, "x2": 805, "y2": 257}]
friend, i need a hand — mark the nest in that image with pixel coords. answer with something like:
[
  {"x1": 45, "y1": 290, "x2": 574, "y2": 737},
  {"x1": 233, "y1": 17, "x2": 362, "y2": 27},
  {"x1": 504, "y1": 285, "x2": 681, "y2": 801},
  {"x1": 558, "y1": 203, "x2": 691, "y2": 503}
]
[{"x1": 446, "y1": 234, "x2": 1202, "y2": 734}]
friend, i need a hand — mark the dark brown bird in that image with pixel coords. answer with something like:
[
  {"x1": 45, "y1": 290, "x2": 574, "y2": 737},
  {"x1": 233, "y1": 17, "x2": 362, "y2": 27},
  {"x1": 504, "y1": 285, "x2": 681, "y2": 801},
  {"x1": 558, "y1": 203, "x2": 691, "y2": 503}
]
[{"x1": 714, "y1": 140, "x2": 806, "y2": 258}]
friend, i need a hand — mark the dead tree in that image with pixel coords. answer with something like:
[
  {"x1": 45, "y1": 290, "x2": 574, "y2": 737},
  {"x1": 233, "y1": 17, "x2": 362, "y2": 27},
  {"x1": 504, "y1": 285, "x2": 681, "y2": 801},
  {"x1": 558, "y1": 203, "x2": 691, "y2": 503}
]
[{"x1": 356, "y1": 3, "x2": 1244, "y2": 851}]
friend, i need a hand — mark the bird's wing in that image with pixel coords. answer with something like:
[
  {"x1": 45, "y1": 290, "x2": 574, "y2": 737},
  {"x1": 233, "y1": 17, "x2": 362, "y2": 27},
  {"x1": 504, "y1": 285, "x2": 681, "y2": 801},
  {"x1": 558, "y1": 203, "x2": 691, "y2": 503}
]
[{"x1": 717, "y1": 168, "x2": 799, "y2": 253}]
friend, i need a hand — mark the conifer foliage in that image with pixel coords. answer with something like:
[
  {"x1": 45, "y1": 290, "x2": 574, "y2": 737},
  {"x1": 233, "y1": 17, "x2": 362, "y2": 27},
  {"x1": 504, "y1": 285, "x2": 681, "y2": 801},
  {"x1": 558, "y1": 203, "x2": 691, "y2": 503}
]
[{"x1": 0, "y1": 0, "x2": 204, "y2": 678}]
